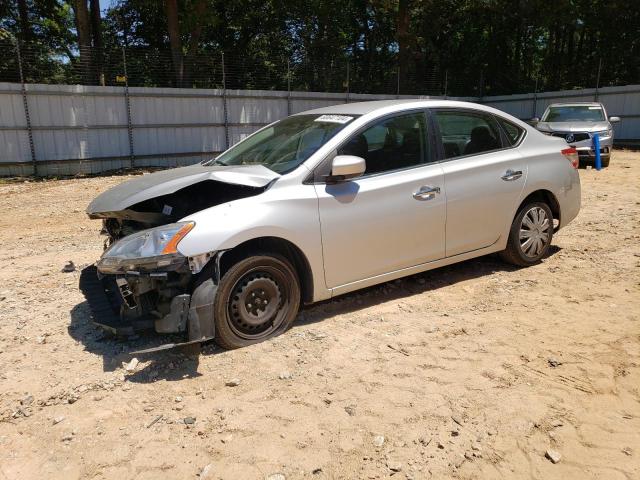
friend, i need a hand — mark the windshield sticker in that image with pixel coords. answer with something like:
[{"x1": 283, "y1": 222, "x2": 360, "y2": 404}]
[
  {"x1": 315, "y1": 114, "x2": 353, "y2": 124},
  {"x1": 588, "y1": 106, "x2": 602, "y2": 109}
]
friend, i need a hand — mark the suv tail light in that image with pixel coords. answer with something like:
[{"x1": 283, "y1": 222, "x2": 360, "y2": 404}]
[{"x1": 561, "y1": 147, "x2": 579, "y2": 169}]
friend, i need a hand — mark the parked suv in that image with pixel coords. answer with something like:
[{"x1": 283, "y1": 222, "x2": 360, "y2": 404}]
[
  {"x1": 83, "y1": 100, "x2": 581, "y2": 352},
  {"x1": 533, "y1": 102, "x2": 620, "y2": 167}
]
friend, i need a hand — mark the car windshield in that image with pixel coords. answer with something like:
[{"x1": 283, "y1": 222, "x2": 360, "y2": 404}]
[
  {"x1": 542, "y1": 105, "x2": 605, "y2": 122},
  {"x1": 203, "y1": 114, "x2": 357, "y2": 174}
]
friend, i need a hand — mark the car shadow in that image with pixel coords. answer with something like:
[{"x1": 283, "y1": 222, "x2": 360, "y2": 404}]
[
  {"x1": 295, "y1": 247, "x2": 561, "y2": 327},
  {"x1": 68, "y1": 302, "x2": 221, "y2": 383},
  {"x1": 68, "y1": 247, "x2": 560, "y2": 382}
]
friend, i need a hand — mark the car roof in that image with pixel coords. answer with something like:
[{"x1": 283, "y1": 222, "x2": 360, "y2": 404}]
[{"x1": 298, "y1": 99, "x2": 496, "y2": 116}]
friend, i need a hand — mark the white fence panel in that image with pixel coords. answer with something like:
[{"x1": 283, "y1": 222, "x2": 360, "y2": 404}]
[
  {"x1": 0, "y1": 84, "x2": 30, "y2": 167},
  {"x1": 0, "y1": 82, "x2": 637, "y2": 176}
]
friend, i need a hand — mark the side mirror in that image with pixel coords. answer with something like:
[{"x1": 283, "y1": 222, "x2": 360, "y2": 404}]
[
  {"x1": 530, "y1": 117, "x2": 540, "y2": 124},
  {"x1": 327, "y1": 155, "x2": 366, "y2": 183},
  {"x1": 609, "y1": 116, "x2": 621, "y2": 123}
]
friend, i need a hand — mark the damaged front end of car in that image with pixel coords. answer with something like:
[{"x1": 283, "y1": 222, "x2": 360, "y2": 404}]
[
  {"x1": 79, "y1": 164, "x2": 279, "y2": 351},
  {"x1": 80, "y1": 220, "x2": 221, "y2": 350}
]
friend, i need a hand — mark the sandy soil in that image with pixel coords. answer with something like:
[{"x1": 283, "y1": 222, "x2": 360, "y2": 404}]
[{"x1": 0, "y1": 151, "x2": 638, "y2": 480}]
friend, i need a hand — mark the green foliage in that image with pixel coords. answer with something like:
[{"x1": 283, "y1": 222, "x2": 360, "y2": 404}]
[
  {"x1": 0, "y1": 0, "x2": 76, "y2": 83},
  {"x1": 1, "y1": 0, "x2": 638, "y2": 94}
]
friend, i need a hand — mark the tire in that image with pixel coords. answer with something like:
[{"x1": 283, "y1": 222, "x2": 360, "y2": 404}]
[
  {"x1": 500, "y1": 201, "x2": 554, "y2": 267},
  {"x1": 213, "y1": 253, "x2": 301, "y2": 349},
  {"x1": 601, "y1": 155, "x2": 610, "y2": 168}
]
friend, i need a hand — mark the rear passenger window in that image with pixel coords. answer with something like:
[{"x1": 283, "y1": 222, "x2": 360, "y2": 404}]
[
  {"x1": 497, "y1": 117, "x2": 524, "y2": 146},
  {"x1": 434, "y1": 111, "x2": 503, "y2": 159}
]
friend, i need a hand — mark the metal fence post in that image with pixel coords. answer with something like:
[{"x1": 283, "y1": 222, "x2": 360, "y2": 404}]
[
  {"x1": 15, "y1": 40, "x2": 37, "y2": 176},
  {"x1": 532, "y1": 75, "x2": 539, "y2": 119},
  {"x1": 443, "y1": 70, "x2": 448, "y2": 99},
  {"x1": 122, "y1": 47, "x2": 134, "y2": 168},
  {"x1": 594, "y1": 58, "x2": 602, "y2": 101},
  {"x1": 345, "y1": 61, "x2": 350, "y2": 103},
  {"x1": 287, "y1": 60, "x2": 292, "y2": 115},
  {"x1": 221, "y1": 53, "x2": 230, "y2": 150}
]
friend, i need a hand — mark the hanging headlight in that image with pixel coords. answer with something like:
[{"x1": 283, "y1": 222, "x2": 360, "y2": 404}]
[{"x1": 98, "y1": 222, "x2": 194, "y2": 273}]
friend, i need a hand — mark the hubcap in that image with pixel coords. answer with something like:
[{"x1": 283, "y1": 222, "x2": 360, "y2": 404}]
[
  {"x1": 228, "y1": 271, "x2": 284, "y2": 338},
  {"x1": 519, "y1": 207, "x2": 550, "y2": 258}
]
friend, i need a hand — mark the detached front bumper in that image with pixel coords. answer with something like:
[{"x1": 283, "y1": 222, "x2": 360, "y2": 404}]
[{"x1": 79, "y1": 256, "x2": 218, "y2": 345}]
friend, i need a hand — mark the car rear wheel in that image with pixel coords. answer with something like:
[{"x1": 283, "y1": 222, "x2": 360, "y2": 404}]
[
  {"x1": 500, "y1": 201, "x2": 553, "y2": 267},
  {"x1": 213, "y1": 254, "x2": 301, "y2": 349}
]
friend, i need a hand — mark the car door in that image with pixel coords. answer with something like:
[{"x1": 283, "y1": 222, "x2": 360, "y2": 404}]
[
  {"x1": 432, "y1": 108, "x2": 527, "y2": 257},
  {"x1": 314, "y1": 110, "x2": 446, "y2": 289}
]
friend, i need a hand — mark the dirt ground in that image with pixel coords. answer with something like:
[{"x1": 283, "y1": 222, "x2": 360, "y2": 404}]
[{"x1": 0, "y1": 151, "x2": 638, "y2": 480}]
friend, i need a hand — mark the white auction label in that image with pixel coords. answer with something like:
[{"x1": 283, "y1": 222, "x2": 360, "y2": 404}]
[{"x1": 314, "y1": 114, "x2": 353, "y2": 124}]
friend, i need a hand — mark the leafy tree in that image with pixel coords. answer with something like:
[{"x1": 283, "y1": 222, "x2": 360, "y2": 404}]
[{"x1": 1, "y1": 0, "x2": 638, "y2": 94}]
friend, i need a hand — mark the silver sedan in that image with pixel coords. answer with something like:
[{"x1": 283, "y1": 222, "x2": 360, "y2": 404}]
[{"x1": 85, "y1": 100, "x2": 581, "y2": 350}]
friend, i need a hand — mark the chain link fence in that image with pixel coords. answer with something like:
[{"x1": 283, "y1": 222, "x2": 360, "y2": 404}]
[
  {"x1": 1, "y1": 39, "x2": 637, "y2": 178},
  {"x1": 1, "y1": 37, "x2": 634, "y2": 96},
  {"x1": 2, "y1": 39, "x2": 630, "y2": 99},
  {"x1": 0, "y1": 40, "x2": 495, "y2": 97}
]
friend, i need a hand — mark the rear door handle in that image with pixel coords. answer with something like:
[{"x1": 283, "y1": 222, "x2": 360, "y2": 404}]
[
  {"x1": 413, "y1": 185, "x2": 440, "y2": 201},
  {"x1": 501, "y1": 169, "x2": 523, "y2": 181}
]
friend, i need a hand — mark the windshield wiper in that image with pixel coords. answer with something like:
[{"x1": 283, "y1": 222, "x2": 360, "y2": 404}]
[{"x1": 205, "y1": 158, "x2": 227, "y2": 166}]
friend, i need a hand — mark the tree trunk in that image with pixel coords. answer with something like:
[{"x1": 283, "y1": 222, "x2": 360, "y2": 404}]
[
  {"x1": 90, "y1": 0, "x2": 103, "y2": 85},
  {"x1": 514, "y1": 22, "x2": 522, "y2": 88},
  {"x1": 397, "y1": 0, "x2": 410, "y2": 93},
  {"x1": 182, "y1": 0, "x2": 207, "y2": 87},
  {"x1": 73, "y1": 0, "x2": 93, "y2": 84},
  {"x1": 165, "y1": 0, "x2": 184, "y2": 87},
  {"x1": 17, "y1": 0, "x2": 31, "y2": 42},
  {"x1": 576, "y1": 27, "x2": 585, "y2": 78}
]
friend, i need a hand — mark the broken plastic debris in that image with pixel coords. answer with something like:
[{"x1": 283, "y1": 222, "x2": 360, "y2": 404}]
[{"x1": 123, "y1": 357, "x2": 139, "y2": 372}]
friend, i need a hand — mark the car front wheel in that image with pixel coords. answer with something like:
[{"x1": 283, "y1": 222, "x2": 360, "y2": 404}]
[
  {"x1": 213, "y1": 254, "x2": 301, "y2": 349},
  {"x1": 500, "y1": 201, "x2": 554, "y2": 267}
]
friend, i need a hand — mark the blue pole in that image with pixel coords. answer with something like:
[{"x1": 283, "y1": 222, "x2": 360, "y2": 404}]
[{"x1": 593, "y1": 133, "x2": 602, "y2": 170}]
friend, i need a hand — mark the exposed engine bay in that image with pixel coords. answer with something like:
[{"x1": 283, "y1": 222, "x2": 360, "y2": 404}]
[{"x1": 94, "y1": 180, "x2": 265, "y2": 246}]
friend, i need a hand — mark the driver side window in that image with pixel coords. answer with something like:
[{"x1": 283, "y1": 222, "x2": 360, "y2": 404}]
[{"x1": 338, "y1": 112, "x2": 429, "y2": 175}]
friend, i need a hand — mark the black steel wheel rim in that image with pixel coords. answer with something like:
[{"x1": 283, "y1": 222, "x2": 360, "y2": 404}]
[{"x1": 227, "y1": 266, "x2": 290, "y2": 339}]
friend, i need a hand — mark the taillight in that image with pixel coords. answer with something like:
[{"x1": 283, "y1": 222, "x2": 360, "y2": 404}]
[{"x1": 561, "y1": 147, "x2": 579, "y2": 169}]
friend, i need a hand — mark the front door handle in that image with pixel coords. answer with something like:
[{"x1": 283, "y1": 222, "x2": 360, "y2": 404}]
[
  {"x1": 413, "y1": 185, "x2": 440, "y2": 201},
  {"x1": 501, "y1": 169, "x2": 523, "y2": 181}
]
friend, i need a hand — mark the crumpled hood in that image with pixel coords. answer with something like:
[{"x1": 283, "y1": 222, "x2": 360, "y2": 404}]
[
  {"x1": 537, "y1": 121, "x2": 610, "y2": 133},
  {"x1": 87, "y1": 163, "x2": 280, "y2": 215}
]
